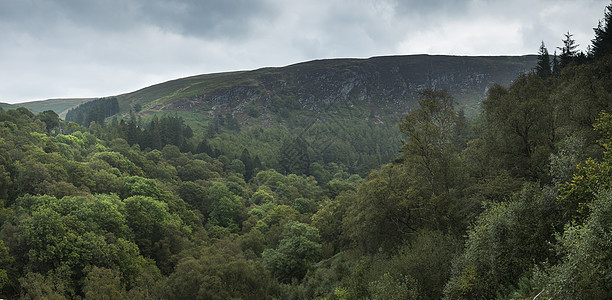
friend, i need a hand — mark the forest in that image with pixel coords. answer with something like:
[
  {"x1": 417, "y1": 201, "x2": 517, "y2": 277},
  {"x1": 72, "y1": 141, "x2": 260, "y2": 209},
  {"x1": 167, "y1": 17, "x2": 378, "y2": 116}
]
[{"x1": 2, "y1": 3, "x2": 612, "y2": 300}]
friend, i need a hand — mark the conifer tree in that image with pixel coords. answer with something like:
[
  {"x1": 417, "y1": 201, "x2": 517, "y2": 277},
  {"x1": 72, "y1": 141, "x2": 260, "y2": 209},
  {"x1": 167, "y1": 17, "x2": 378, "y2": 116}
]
[
  {"x1": 552, "y1": 50, "x2": 561, "y2": 76},
  {"x1": 240, "y1": 148, "x2": 255, "y2": 181},
  {"x1": 535, "y1": 41, "x2": 552, "y2": 78},
  {"x1": 591, "y1": 2, "x2": 612, "y2": 59},
  {"x1": 558, "y1": 32, "x2": 579, "y2": 68}
]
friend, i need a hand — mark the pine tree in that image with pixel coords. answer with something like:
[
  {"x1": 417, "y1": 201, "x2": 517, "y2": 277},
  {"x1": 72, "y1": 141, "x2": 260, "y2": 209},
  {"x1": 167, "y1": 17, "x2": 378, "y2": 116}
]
[
  {"x1": 558, "y1": 32, "x2": 579, "y2": 69},
  {"x1": 240, "y1": 148, "x2": 254, "y2": 181},
  {"x1": 591, "y1": 2, "x2": 612, "y2": 59},
  {"x1": 279, "y1": 137, "x2": 310, "y2": 175},
  {"x1": 146, "y1": 116, "x2": 162, "y2": 150},
  {"x1": 535, "y1": 41, "x2": 552, "y2": 78},
  {"x1": 552, "y1": 51, "x2": 561, "y2": 76}
]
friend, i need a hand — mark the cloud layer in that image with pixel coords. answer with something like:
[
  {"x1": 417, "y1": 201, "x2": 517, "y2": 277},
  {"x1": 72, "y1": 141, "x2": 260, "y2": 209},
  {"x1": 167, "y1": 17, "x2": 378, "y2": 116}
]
[{"x1": 1, "y1": 0, "x2": 608, "y2": 103}]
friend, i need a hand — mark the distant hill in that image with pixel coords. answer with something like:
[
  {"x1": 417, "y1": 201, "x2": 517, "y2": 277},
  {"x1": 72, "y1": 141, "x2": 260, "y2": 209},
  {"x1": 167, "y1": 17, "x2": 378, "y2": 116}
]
[
  {"x1": 16, "y1": 98, "x2": 94, "y2": 118},
  {"x1": 115, "y1": 54, "x2": 537, "y2": 119},
  {"x1": 6, "y1": 55, "x2": 537, "y2": 170},
  {"x1": 12, "y1": 55, "x2": 537, "y2": 121},
  {"x1": 0, "y1": 102, "x2": 14, "y2": 110}
]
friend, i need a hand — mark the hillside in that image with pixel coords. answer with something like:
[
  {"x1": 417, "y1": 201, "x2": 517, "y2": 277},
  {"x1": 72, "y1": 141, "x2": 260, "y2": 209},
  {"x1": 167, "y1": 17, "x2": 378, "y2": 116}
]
[
  {"x1": 16, "y1": 98, "x2": 94, "y2": 118},
  {"x1": 29, "y1": 55, "x2": 537, "y2": 175},
  {"x1": 0, "y1": 102, "x2": 14, "y2": 110},
  {"x1": 117, "y1": 55, "x2": 537, "y2": 119}
]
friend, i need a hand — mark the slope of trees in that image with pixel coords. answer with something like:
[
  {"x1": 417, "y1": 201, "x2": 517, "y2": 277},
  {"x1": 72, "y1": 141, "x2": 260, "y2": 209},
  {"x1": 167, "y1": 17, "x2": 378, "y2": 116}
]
[{"x1": 65, "y1": 97, "x2": 119, "y2": 127}]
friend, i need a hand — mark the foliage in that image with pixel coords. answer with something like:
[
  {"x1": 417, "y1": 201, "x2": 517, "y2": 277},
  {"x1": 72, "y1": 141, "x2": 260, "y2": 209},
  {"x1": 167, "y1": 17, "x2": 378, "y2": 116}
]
[
  {"x1": 444, "y1": 184, "x2": 565, "y2": 299},
  {"x1": 2, "y1": 7, "x2": 612, "y2": 297},
  {"x1": 65, "y1": 97, "x2": 119, "y2": 127},
  {"x1": 262, "y1": 221, "x2": 321, "y2": 283},
  {"x1": 542, "y1": 190, "x2": 612, "y2": 299}
]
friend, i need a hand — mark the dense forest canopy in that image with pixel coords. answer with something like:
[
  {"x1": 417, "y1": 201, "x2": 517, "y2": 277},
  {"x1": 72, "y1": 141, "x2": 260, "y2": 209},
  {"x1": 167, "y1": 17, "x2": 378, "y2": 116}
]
[{"x1": 1, "y1": 2, "x2": 612, "y2": 299}]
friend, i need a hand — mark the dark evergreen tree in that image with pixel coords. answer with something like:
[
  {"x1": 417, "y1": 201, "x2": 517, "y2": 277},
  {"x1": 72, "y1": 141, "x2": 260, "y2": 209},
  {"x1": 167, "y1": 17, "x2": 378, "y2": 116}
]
[
  {"x1": 127, "y1": 121, "x2": 140, "y2": 146},
  {"x1": 240, "y1": 148, "x2": 255, "y2": 181},
  {"x1": 279, "y1": 137, "x2": 310, "y2": 175},
  {"x1": 65, "y1": 97, "x2": 119, "y2": 127},
  {"x1": 591, "y1": 2, "x2": 612, "y2": 59},
  {"x1": 195, "y1": 139, "x2": 214, "y2": 156},
  {"x1": 558, "y1": 32, "x2": 579, "y2": 68},
  {"x1": 535, "y1": 41, "x2": 552, "y2": 78},
  {"x1": 552, "y1": 50, "x2": 561, "y2": 76},
  {"x1": 253, "y1": 155, "x2": 262, "y2": 172}
]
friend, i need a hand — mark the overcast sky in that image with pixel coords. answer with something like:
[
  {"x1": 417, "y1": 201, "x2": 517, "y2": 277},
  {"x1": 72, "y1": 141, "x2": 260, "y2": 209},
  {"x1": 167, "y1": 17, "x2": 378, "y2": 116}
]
[{"x1": 1, "y1": 0, "x2": 609, "y2": 104}]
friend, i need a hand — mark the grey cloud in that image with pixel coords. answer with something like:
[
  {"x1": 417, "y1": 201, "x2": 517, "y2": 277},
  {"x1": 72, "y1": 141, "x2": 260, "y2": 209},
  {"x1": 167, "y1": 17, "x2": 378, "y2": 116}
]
[
  {"x1": 139, "y1": 0, "x2": 276, "y2": 39},
  {"x1": 0, "y1": 0, "x2": 275, "y2": 40},
  {"x1": 1, "y1": 0, "x2": 611, "y2": 103}
]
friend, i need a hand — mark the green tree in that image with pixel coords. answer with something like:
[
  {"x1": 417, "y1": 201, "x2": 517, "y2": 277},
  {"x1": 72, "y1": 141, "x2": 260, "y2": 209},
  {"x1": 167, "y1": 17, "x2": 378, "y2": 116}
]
[
  {"x1": 37, "y1": 110, "x2": 61, "y2": 134},
  {"x1": 279, "y1": 137, "x2": 310, "y2": 175},
  {"x1": 262, "y1": 221, "x2": 321, "y2": 283},
  {"x1": 558, "y1": 31, "x2": 579, "y2": 68},
  {"x1": 368, "y1": 273, "x2": 418, "y2": 300},
  {"x1": 480, "y1": 73, "x2": 554, "y2": 181},
  {"x1": 122, "y1": 176, "x2": 161, "y2": 199},
  {"x1": 0, "y1": 240, "x2": 13, "y2": 297},
  {"x1": 398, "y1": 89, "x2": 465, "y2": 195},
  {"x1": 240, "y1": 148, "x2": 255, "y2": 181},
  {"x1": 82, "y1": 267, "x2": 127, "y2": 300},
  {"x1": 207, "y1": 182, "x2": 243, "y2": 229},
  {"x1": 591, "y1": 2, "x2": 612, "y2": 59},
  {"x1": 18, "y1": 272, "x2": 66, "y2": 300},
  {"x1": 165, "y1": 245, "x2": 272, "y2": 300},
  {"x1": 123, "y1": 195, "x2": 182, "y2": 259},
  {"x1": 543, "y1": 190, "x2": 612, "y2": 299},
  {"x1": 535, "y1": 41, "x2": 552, "y2": 78},
  {"x1": 558, "y1": 112, "x2": 612, "y2": 221},
  {"x1": 444, "y1": 185, "x2": 564, "y2": 299}
]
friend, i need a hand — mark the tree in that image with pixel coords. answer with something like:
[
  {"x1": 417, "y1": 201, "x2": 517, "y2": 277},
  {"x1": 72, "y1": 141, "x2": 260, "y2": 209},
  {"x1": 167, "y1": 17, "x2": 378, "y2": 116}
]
[
  {"x1": 480, "y1": 74, "x2": 554, "y2": 181},
  {"x1": 558, "y1": 32, "x2": 579, "y2": 68},
  {"x1": 165, "y1": 245, "x2": 272, "y2": 299},
  {"x1": 207, "y1": 182, "x2": 243, "y2": 229},
  {"x1": 552, "y1": 50, "x2": 561, "y2": 76},
  {"x1": 82, "y1": 267, "x2": 127, "y2": 300},
  {"x1": 535, "y1": 41, "x2": 552, "y2": 78},
  {"x1": 123, "y1": 195, "x2": 179, "y2": 258},
  {"x1": 591, "y1": 2, "x2": 612, "y2": 59},
  {"x1": 279, "y1": 137, "x2": 310, "y2": 175},
  {"x1": 0, "y1": 240, "x2": 14, "y2": 297},
  {"x1": 557, "y1": 112, "x2": 612, "y2": 221},
  {"x1": 444, "y1": 185, "x2": 564, "y2": 299},
  {"x1": 398, "y1": 89, "x2": 465, "y2": 195},
  {"x1": 240, "y1": 148, "x2": 255, "y2": 181},
  {"x1": 262, "y1": 221, "x2": 321, "y2": 283},
  {"x1": 37, "y1": 110, "x2": 60, "y2": 134},
  {"x1": 543, "y1": 190, "x2": 612, "y2": 299},
  {"x1": 122, "y1": 176, "x2": 161, "y2": 199}
]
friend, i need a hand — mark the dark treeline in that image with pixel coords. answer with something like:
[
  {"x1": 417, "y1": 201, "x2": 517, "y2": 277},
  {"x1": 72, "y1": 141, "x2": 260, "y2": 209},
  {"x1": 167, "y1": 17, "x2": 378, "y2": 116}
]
[
  {"x1": 65, "y1": 97, "x2": 120, "y2": 127},
  {"x1": 1, "y1": 3, "x2": 612, "y2": 299}
]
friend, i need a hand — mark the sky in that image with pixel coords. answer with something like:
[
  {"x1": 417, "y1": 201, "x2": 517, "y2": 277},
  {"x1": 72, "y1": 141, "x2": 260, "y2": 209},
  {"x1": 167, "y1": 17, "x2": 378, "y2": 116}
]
[{"x1": 1, "y1": 0, "x2": 609, "y2": 104}]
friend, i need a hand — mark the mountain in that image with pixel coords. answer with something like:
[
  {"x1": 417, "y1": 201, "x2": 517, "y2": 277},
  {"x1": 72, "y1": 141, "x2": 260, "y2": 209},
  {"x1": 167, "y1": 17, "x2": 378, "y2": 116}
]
[
  {"x1": 8, "y1": 55, "x2": 537, "y2": 120},
  {"x1": 9, "y1": 55, "x2": 537, "y2": 174},
  {"x1": 116, "y1": 54, "x2": 537, "y2": 119},
  {"x1": 15, "y1": 98, "x2": 93, "y2": 118},
  {"x1": 0, "y1": 102, "x2": 14, "y2": 110}
]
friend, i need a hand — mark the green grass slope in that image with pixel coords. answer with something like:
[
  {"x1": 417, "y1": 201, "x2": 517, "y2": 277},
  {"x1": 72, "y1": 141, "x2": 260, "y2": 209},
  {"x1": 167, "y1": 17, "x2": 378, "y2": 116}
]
[{"x1": 16, "y1": 98, "x2": 94, "y2": 118}]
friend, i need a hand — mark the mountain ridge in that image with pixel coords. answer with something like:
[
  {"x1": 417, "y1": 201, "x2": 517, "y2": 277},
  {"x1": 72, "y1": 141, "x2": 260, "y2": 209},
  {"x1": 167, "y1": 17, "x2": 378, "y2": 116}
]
[{"x1": 7, "y1": 54, "x2": 538, "y2": 119}]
